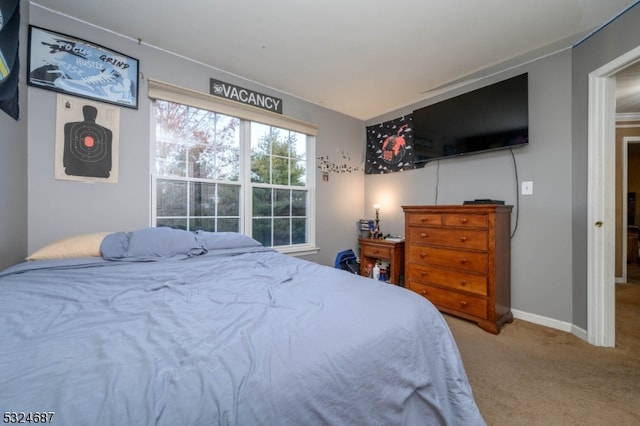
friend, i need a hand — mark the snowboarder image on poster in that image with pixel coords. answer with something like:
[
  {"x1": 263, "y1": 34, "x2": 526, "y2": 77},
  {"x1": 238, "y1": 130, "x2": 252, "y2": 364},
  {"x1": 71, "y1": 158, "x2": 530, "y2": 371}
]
[
  {"x1": 63, "y1": 104, "x2": 112, "y2": 178},
  {"x1": 30, "y1": 55, "x2": 134, "y2": 106}
]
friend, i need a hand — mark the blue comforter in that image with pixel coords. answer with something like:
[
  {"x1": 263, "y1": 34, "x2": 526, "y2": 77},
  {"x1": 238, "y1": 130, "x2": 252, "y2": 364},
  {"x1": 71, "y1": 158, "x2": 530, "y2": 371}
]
[{"x1": 0, "y1": 249, "x2": 484, "y2": 425}]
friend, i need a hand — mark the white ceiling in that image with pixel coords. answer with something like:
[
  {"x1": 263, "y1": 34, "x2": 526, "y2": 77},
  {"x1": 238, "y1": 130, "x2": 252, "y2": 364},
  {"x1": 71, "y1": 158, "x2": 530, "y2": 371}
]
[{"x1": 32, "y1": 0, "x2": 640, "y2": 120}]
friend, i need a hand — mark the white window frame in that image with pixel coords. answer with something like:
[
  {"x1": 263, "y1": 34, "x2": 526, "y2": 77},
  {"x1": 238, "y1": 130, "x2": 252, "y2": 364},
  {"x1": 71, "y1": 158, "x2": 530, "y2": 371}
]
[{"x1": 149, "y1": 79, "x2": 318, "y2": 255}]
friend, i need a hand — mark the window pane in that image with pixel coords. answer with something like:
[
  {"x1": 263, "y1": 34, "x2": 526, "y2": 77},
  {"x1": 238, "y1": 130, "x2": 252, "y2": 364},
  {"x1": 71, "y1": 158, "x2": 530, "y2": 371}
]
[
  {"x1": 156, "y1": 100, "x2": 240, "y2": 181},
  {"x1": 213, "y1": 114, "x2": 241, "y2": 181},
  {"x1": 157, "y1": 180, "x2": 187, "y2": 216},
  {"x1": 218, "y1": 184, "x2": 240, "y2": 216},
  {"x1": 217, "y1": 218, "x2": 240, "y2": 232},
  {"x1": 292, "y1": 218, "x2": 307, "y2": 244},
  {"x1": 157, "y1": 218, "x2": 187, "y2": 230},
  {"x1": 272, "y1": 157, "x2": 289, "y2": 185},
  {"x1": 155, "y1": 100, "x2": 190, "y2": 177},
  {"x1": 274, "y1": 189, "x2": 290, "y2": 216},
  {"x1": 253, "y1": 218, "x2": 272, "y2": 247},
  {"x1": 291, "y1": 132, "x2": 306, "y2": 159},
  {"x1": 250, "y1": 152, "x2": 270, "y2": 184},
  {"x1": 155, "y1": 140, "x2": 187, "y2": 177},
  {"x1": 291, "y1": 159, "x2": 306, "y2": 186},
  {"x1": 189, "y1": 144, "x2": 212, "y2": 179},
  {"x1": 251, "y1": 123, "x2": 271, "y2": 155},
  {"x1": 274, "y1": 218, "x2": 290, "y2": 246},
  {"x1": 190, "y1": 182, "x2": 216, "y2": 217},
  {"x1": 289, "y1": 132, "x2": 306, "y2": 186},
  {"x1": 271, "y1": 132, "x2": 289, "y2": 157},
  {"x1": 190, "y1": 218, "x2": 216, "y2": 232},
  {"x1": 253, "y1": 187, "x2": 272, "y2": 216},
  {"x1": 292, "y1": 190, "x2": 307, "y2": 216},
  {"x1": 188, "y1": 116, "x2": 241, "y2": 180},
  {"x1": 250, "y1": 124, "x2": 272, "y2": 183}
]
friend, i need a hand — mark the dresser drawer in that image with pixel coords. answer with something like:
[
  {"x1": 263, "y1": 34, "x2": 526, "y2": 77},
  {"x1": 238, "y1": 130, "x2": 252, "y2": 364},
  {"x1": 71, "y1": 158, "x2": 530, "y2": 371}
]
[
  {"x1": 406, "y1": 245, "x2": 488, "y2": 273},
  {"x1": 407, "y1": 263, "x2": 487, "y2": 296},
  {"x1": 444, "y1": 213, "x2": 488, "y2": 228},
  {"x1": 407, "y1": 213, "x2": 443, "y2": 226},
  {"x1": 361, "y1": 244, "x2": 391, "y2": 259},
  {"x1": 408, "y1": 227, "x2": 488, "y2": 250},
  {"x1": 410, "y1": 282, "x2": 488, "y2": 319}
]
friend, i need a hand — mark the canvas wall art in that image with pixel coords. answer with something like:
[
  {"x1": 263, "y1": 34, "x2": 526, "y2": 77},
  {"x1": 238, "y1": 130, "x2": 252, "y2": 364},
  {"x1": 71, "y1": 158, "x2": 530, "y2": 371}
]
[{"x1": 365, "y1": 115, "x2": 417, "y2": 174}]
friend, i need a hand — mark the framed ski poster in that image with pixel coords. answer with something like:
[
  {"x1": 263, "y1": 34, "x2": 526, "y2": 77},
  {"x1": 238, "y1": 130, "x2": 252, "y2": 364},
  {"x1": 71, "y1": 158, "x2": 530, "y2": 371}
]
[{"x1": 27, "y1": 25, "x2": 139, "y2": 109}]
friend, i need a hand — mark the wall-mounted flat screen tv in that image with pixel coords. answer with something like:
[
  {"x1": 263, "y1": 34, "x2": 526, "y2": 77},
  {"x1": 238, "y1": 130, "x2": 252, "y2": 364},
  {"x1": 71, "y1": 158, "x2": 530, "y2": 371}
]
[{"x1": 411, "y1": 73, "x2": 529, "y2": 163}]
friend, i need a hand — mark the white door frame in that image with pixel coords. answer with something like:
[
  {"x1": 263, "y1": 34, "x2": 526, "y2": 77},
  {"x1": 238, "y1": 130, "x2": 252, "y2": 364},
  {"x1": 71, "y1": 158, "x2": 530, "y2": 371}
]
[{"x1": 588, "y1": 45, "x2": 640, "y2": 347}]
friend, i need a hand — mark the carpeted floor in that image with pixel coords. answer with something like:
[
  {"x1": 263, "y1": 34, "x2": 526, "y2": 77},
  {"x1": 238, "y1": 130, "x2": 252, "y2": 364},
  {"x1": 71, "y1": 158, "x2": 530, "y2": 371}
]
[{"x1": 445, "y1": 282, "x2": 640, "y2": 426}]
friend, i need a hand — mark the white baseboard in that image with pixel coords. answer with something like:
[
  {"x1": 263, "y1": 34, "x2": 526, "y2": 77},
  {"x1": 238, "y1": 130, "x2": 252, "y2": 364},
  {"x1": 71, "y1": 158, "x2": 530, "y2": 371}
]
[{"x1": 512, "y1": 309, "x2": 588, "y2": 342}]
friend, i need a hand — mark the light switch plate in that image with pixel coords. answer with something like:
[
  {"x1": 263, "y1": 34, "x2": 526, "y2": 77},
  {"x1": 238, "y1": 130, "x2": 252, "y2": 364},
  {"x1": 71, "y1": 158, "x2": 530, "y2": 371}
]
[{"x1": 521, "y1": 181, "x2": 533, "y2": 195}]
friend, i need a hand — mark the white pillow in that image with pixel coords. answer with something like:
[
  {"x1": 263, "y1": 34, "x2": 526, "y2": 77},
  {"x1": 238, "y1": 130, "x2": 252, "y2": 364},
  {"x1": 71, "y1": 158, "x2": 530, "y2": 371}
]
[{"x1": 26, "y1": 232, "x2": 111, "y2": 261}]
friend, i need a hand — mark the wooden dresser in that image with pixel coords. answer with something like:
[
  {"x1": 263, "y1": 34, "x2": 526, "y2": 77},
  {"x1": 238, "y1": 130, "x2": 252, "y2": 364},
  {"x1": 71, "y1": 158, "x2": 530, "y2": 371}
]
[{"x1": 402, "y1": 204, "x2": 513, "y2": 333}]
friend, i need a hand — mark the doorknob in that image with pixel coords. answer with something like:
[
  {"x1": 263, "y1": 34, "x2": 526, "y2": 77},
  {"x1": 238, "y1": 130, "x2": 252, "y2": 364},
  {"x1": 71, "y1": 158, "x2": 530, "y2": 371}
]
[{"x1": 595, "y1": 221, "x2": 603, "y2": 227}]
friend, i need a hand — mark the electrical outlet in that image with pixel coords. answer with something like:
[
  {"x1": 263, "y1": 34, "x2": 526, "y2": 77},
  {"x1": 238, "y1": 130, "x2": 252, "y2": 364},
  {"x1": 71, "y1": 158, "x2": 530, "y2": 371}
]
[{"x1": 521, "y1": 181, "x2": 533, "y2": 195}]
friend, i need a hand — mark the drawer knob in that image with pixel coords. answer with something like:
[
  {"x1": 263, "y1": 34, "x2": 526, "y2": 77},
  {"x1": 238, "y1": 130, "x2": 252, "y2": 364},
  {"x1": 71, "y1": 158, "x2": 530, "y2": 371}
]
[
  {"x1": 459, "y1": 236, "x2": 467, "y2": 242},
  {"x1": 460, "y1": 218, "x2": 468, "y2": 224},
  {"x1": 419, "y1": 290, "x2": 427, "y2": 295},
  {"x1": 420, "y1": 217, "x2": 428, "y2": 223},
  {"x1": 420, "y1": 271, "x2": 427, "y2": 277},
  {"x1": 420, "y1": 232, "x2": 427, "y2": 238},
  {"x1": 460, "y1": 258, "x2": 467, "y2": 264},
  {"x1": 419, "y1": 252, "x2": 427, "y2": 259},
  {"x1": 460, "y1": 301, "x2": 468, "y2": 307},
  {"x1": 460, "y1": 280, "x2": 467, "y2": 286}
]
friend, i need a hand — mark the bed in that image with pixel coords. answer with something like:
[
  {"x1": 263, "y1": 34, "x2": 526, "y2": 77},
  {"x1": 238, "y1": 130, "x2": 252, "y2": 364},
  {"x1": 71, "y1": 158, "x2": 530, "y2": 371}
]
[{"x1": 0, "y1": 228, "x2": 485, "y2": 425}]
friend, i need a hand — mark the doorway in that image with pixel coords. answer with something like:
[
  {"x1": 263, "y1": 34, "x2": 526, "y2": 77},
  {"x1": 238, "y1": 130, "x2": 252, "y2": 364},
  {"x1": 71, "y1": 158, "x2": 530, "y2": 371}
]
[
  {"x1": 621, "y1": 138, "x2": 640, "y2": 283},
  {"x1": 588, "y1": 45, "x2": 640, "y2": 347}
]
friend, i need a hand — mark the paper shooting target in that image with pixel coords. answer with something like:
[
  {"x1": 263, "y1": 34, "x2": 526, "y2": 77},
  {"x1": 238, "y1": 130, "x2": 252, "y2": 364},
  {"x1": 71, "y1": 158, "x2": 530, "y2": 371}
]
[
  {"x1": 63, "y1": 105, "x2": 113, "y2": 178},
  {"x1": 55, "y1": 94, "x2": 120, "y2": 183}
]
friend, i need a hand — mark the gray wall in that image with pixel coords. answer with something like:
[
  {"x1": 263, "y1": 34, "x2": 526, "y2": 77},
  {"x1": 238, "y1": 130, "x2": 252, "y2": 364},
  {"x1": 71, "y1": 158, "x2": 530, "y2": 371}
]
[
  {"x1": 27, "y1": 5, "x2": 365, "y2": 267},
  {"x1": 571, "y1": 4, "x2": 640, "y2": 328},
  {"x1": 365, "y1": 51, "x2": 575, "y2": 324},
  {"x1": 0, "y1": 0, "x2": 28, "y2": 270}
]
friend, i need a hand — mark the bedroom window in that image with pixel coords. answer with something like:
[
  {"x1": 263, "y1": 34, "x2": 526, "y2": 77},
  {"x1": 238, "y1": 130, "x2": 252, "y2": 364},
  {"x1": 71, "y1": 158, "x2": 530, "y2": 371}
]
[
  {"x1": 150, "y1": 80, "x2": 317, "y2": 253},
  {"x1": 154, "y1": 101, "x2": 242, "y2": 232},
  {"x1": 250, "y1": 123, "x2": 308, "y2": 246}
]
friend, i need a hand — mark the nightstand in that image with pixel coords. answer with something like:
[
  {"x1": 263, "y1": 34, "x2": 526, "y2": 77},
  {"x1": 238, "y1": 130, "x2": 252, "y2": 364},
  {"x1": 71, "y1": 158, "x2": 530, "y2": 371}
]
[{"x1": 358, "y1": 238, "x2": 405, "y2": 285}]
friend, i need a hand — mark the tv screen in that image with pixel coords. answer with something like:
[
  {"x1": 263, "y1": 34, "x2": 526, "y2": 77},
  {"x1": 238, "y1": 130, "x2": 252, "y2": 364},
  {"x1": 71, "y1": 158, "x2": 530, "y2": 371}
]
[{"x1": 411, "y1": 73, "x2": 528, "y2": 163}]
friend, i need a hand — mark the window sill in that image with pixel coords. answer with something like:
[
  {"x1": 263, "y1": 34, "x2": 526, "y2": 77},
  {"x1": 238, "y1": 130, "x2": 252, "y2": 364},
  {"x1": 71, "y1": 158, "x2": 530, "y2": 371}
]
[{"x1": 276, "y1": 245, "x2": 320, "y2": 257}]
